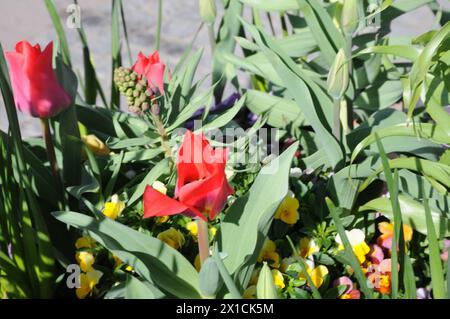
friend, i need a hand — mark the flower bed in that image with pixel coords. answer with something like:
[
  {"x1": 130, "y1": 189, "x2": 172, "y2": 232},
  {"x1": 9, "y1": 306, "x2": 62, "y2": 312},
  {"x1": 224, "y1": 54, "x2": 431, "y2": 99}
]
[{"x1": 0, "y1": 0, "x2": 449, "y2": 300}]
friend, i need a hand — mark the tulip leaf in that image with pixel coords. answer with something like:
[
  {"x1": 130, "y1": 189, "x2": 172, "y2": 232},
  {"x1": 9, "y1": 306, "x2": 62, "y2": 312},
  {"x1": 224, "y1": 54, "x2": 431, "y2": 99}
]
[
  {"x1": 52, "y1": 211, "x2": 201, "y2": 298},
  {"x1": 359, "y1": 194, "x2": 450, "y2": 238},
  {"x1": 218, "y1": 142, "x2": 298, "y2": 290}
]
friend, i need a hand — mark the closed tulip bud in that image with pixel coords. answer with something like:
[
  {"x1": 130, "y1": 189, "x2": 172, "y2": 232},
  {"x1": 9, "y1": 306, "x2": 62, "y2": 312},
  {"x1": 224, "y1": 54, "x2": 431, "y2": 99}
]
[
  {"x1": 82, "y1": 134, "x2": 111, "y2": 156},
  {"x1": 5, "y1": 41, "x2": 72, "y2": 118},
  {"x1": 199, "y1": 0, "x2": 217, "y2": 25},
  {"x1": 327, "y1": 49, "x2": 349, "y2": 100},
  {"x1": 256, "y1": 262, "x2": 279, "y2": 299},
  {"x1": 341, "y1": 0, "x2": 359, "y2": 36}
]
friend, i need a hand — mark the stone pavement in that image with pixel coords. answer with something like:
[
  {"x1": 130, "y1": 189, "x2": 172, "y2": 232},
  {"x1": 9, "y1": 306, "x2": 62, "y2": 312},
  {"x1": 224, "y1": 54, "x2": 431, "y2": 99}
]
[{"x1": 0, "y1": 0, "x2": 446, "y2": 136}]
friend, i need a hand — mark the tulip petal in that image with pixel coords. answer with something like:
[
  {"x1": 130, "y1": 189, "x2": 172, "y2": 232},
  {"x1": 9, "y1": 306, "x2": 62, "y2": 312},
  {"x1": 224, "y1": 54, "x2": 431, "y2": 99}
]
[{"x1": 143, "y1": 186, "x2": 207, "y2": 221}]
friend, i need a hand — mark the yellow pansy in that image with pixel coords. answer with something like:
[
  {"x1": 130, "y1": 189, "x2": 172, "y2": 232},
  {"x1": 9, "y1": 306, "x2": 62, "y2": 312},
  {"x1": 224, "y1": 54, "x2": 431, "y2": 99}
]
[
  {"x1": 186, "y1": 221, "x2": 198, "y2": 237},
  {"x1": 76, "y1": 251, "x2": 95, "y2": 272},
  {"x1": 298, "y1": 259, "x2": 328, "y2": 288},
  {"x1": 82, "y1": 134, "x2": 111, "y2": 156},
  {"x1": 272, "y1": 269, "x2": 285, "y2": 289},
  {"x1": 103, "y1": 195, "x2": 125, "y2": 220},
  {"x1": 152, "y1": 180, "x2": 167, "y2": 195},
  {"x1": 209, "y1": 226, "x2": 217, "y2": 238},
  {"x1": 112, "y1": 255, "x2": 133, "y2": 272},
  {"x1": 335, "y1": 229, "x2": 370, "y2": 264},
  {"x1": 243, "y1": 285, "x2": 256, "y2": 299},
  {"x1": 156, "y1": 216, "x2": 170, "y2": 224},
  {"x1": 310, "y1": 265, "x2": 329, "y2": 288},
  {"x1": 274, "y1": 195, "x2": 299, "y2": 225},
  {"x1": 76, "y1": 269, "x2": 103, "y2": 299},
  {"x1": 157, "y1": 227, "x2": 185, "y2": 250},
  {"x1": 299, "y1": 237, "x2": 319, "y2": 258},
  {"x1": 75, "y1": 236, "x2": 96, "y2": 249},
  {"x1": 257, "y1": 239, "x2": 280, "y2": 268}
]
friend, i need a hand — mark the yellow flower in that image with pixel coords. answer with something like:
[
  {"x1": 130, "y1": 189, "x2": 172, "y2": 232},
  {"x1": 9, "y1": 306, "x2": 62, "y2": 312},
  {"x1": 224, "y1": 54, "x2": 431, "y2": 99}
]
[
  {"x1": 112, "y1": 255, "x2": 133, "y2": 272},
  {"x1": 272, "y1": 269, "x2": 285, "y2": 289},
  {"x1": 298, "y1": 259, "x2": 328, "y2": 288},
  {"x1": 243, "y1": 285, "x2": 256, "y2": 299},
  {"x1": 209, "y1": 226, "x2": 217, "y2": 238},
  {"x1": 299, "y1": 261, "x2": 328, "y2": 288},
  {"x1": 310, "y1": 265, "x2": 329, "y2": 288},
  {"x1": 76, "y1": 269, "x2": 103, "y2": 299},
  {"x1": 156, "y1": 216, "x2": 170, "y2": 224},
  {"x1": 152, "y1": 180, "x2": 167, "y2": 195},
  {"x1": 82, "y1": 134, "x2": 110, "y2": 156},
  {"x1": 157, "y1": 227, "x2": 185, "y2": 250},
  {"x1": 299, "y1": 237, "x2": 319, "y2": 258},
  {"x1": 257, "y1": 239, "x2": 280, "y2": 268},
  {"x1": 103, "y1": 195, "x2": 125, "y2": 220},
  {"x1": 335, "y1": 229, "x2": 370, "y2": 264},
  {"x1": 186, "y1": 221, "x2": 198, "y2": 237},
  {"x1": 274, "y1": 195, "x2": 299, "y2": 225},
  {"x1": 76, "y1": 251, "x2": 95, "y2": 272},
  {"x1": 75, "y1": 236, "x2": 96, "y2": 249}
]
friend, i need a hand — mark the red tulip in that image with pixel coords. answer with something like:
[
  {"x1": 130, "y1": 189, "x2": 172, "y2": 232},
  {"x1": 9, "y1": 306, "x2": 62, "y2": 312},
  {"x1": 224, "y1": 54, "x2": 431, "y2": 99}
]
[
  {"x1": 132, "y1": 51, "x2": 166, "y2": 94},
  {"x1": 5, "y1": 41, "x2": 72, "y2": 118},
  {"x1": 143, "y1": 130, "x2": 234, "y2": 221}
]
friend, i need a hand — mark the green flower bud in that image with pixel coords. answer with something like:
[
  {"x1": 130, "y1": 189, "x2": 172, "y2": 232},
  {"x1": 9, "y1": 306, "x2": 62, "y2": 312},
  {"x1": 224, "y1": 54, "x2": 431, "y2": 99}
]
[
  {"x1": 341, "y1": 0, "x2": 359, "y2": 36},
  {"x1": 199, "y1": 0, "x2": 216, "y2": 25},
  {"x1": 327, "y1": 49, "x2": 349, "y2": 100}
]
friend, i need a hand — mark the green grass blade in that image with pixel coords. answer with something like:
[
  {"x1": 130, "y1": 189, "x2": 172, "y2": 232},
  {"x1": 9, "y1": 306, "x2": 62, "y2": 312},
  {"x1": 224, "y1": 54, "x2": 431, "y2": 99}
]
[
  {"x1": 44, "y1": 0, "x2": 72, "y2": 66},
  {"x1": 424, "y1": 197, "x2": 446, "y2": 298},
  {"x1": 111, "y1": 0, "x2": 122, "y2": 109},
  {"x1": 326, "y1": 198, "x2": 373, "y2": 298}
]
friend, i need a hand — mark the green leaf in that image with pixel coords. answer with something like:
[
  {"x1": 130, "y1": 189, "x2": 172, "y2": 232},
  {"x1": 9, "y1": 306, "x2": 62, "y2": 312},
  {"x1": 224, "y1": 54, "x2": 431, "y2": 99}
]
[
  {"x1": 44, "y1": 0, "x2": 71, "y2": 66},
  {"x1": 359, "y1": 194, "x2": 450, "y2": 237},
  {"x1": 52, "y1": 211, "x2": 201, "y2": 298},
  {"x1": 424, "y1": 197, "x2": 446, "y2": 299},
  {"x1": 326, "y1": 198, "x2": 373, "y2": 298},
  {"x1": 218, "y1": 142, "x2": 298, "y2": 290},
  {"x1": 239, "y1": 19, "x2": 343, "y2": 168}
]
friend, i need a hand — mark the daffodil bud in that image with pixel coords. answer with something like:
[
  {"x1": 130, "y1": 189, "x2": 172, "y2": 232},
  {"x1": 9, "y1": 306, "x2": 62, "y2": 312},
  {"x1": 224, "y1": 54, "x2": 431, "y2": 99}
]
[
  {"x1": 199, "y1": 0, "x2": 217, "y2": 25},
  {"x1": 327, "y1": 49, "x2": 349, "y2": 100},
  {"x1": 340, "y1": 0, "x2": 359, "y2": 36},
  {"x1": 256, "y1": 262, "x2": 279, "y2": 299}
]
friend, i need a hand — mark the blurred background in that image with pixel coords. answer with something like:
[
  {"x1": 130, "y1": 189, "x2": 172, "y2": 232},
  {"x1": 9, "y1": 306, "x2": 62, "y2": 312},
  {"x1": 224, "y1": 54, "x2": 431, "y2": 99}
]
[{"x1": 0, "y1": 0, "x2": 447, "y2": 136}]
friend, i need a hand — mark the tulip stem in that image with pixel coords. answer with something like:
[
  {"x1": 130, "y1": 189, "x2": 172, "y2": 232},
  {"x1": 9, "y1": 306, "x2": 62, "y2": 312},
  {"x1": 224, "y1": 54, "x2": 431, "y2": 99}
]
[
  {"x1": 197, "y1": 219, "x2": 210, "y2": 265},
  {"x1": 41, "y1": 118, "x2": 65, "y2": 208}
]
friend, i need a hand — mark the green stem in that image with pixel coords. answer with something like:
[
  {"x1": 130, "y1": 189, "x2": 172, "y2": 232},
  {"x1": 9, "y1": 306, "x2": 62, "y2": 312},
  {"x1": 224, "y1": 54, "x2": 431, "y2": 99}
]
[
  {"x1": 332, "y1": 98, "x2": 341, "y2": 142},
  {"x1": 155, "y1": 0, "x2": 163, "y2": 51},
  {"x1": 197, "y1": 219, "x2": 210, "y2": 265},
  {"x1": 41, "y1": 118, "x2": 65, "y2": 209}
]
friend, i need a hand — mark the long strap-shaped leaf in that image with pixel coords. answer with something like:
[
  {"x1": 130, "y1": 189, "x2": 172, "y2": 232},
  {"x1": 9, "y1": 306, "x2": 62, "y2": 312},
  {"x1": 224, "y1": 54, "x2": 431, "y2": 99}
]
[
  {"x1": 239, "y1": 18, "x2": 344, "y2": 168},
  {"x1": 0, "y1": 44, "x2": 55, "y2": 298}
]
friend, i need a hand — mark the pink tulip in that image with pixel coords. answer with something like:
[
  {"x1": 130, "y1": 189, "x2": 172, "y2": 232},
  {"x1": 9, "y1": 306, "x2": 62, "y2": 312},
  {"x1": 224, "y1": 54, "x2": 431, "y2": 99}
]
[{"x1": 5, "y1": 41, "x2": 72, "y2": 118}]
